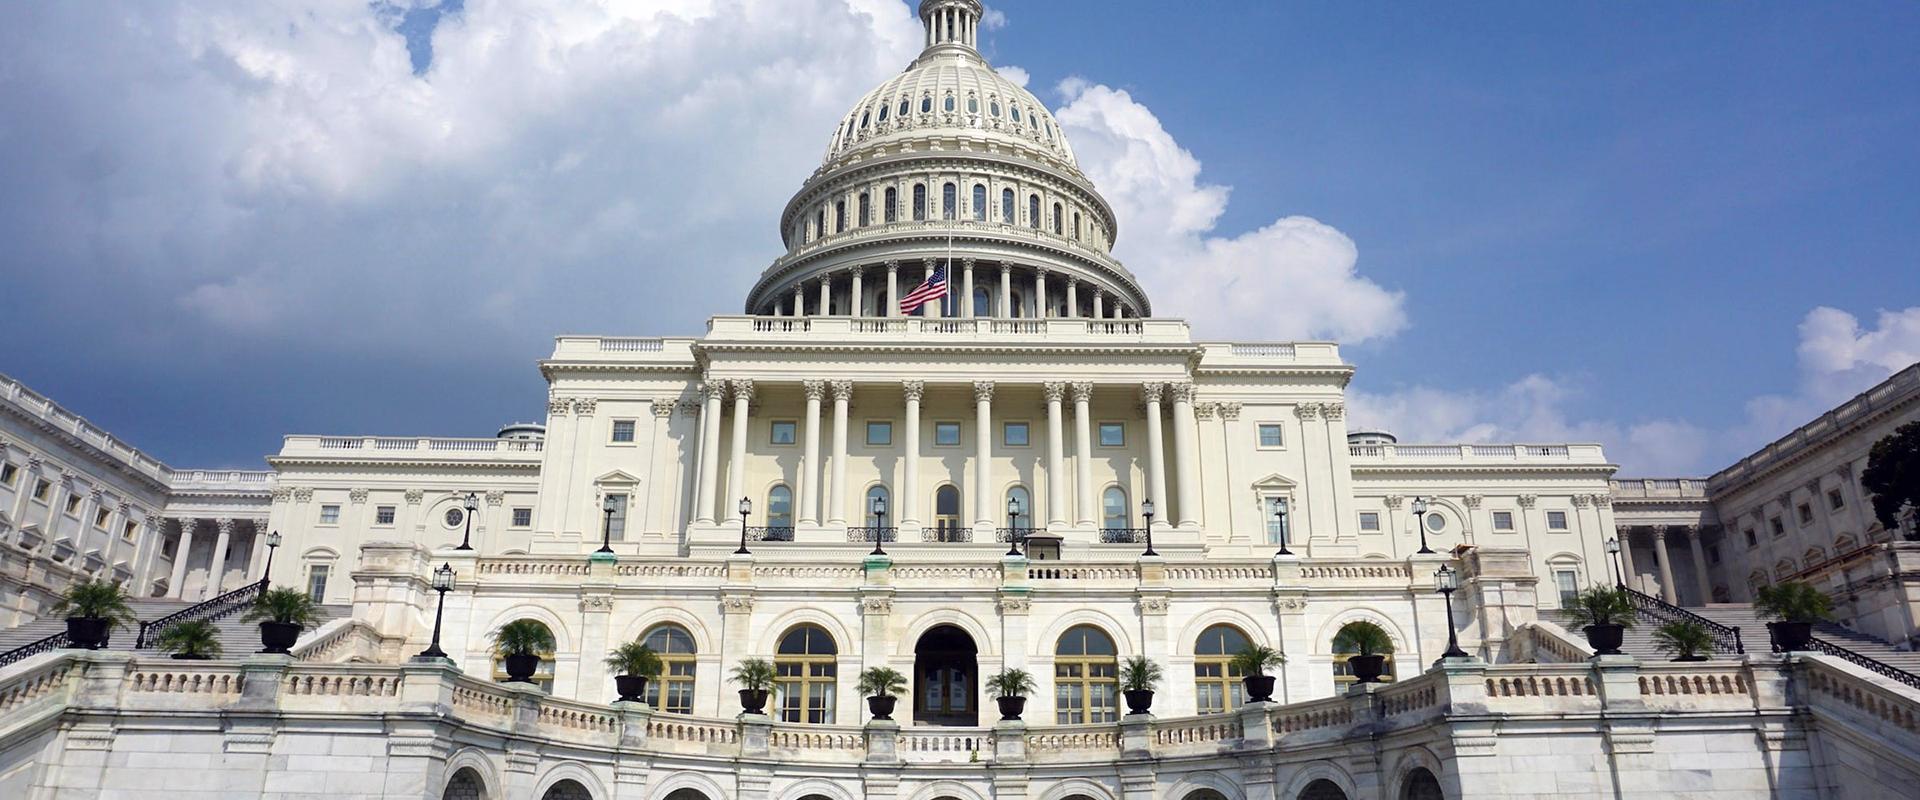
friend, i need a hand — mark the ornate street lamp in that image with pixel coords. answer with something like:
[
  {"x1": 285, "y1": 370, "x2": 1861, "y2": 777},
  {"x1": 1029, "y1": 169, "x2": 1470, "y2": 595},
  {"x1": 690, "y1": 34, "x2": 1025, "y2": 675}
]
[
  {"x1": 735, "y1": 497, "x2": 753, "y2": 555},
  {"x1": 598, "y1": 495, "x2": 617, "y2": 555},
  {"x1": 261, "y1": 530, "x2": 283, "y2": 582},
  {"x1": 1605, "y1": 538, "x2": 1624, "y2": 586},
  {"x1": 1435, "y1": 564, "x2": 1469, "y2": 660},
  {"x1": 1006, "y1": 495, "x2": 1024, "y2": 557},
  {"x1": 1273, "y1": 503, "x2": 1292, "y2": 557},
  {"x1": 1411, "y1": 497, "x2": 1435, "y2": 555},
  {"x1": 456, "y1": 492, "x2": 479, "y2": 551},
  {"x1": 870, "y1": 494, "x2": 889, "y2": 556},
  {"x1": 1140, "y1": 498, "x2": 1158, "y2": 557},
  {"x1": 415, "y1": 562, "x2": 456, "y2": 660}
]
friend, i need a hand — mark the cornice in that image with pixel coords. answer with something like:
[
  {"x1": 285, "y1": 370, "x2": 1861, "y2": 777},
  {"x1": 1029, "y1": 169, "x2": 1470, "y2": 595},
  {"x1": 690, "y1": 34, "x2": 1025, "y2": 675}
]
[
  {"x1": 1350, "y1": 464, "x2": 1619, "y2": 477},
  {"x1": 1707, "y1": 377, "x2": 1918, "y2": 496},
  {"x1": 691, "y1": 341, "x2": 1200, "y2": 359},
  {"x1": 266, "y1": 457, "x2": 542, "y2": 471},
  {"x1": 0, "y1": 402, "x2": 173, "y2": 495}
]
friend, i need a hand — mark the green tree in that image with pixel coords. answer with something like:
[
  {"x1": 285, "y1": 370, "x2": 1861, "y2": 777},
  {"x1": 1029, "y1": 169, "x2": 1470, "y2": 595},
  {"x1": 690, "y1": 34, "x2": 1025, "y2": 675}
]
[{"x1": 1863, "y1": 420, "x2": 1920, "y2": 536}]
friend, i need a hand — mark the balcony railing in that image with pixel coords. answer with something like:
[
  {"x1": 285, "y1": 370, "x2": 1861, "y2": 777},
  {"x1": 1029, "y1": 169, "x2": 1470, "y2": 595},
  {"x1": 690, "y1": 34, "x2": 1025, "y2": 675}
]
[
  {"x1": 923, "y1": 526, "x2": 972, "y2": 543},
  {"x1": 846, "y1": 527, "x2": 898, "y2": 543},
  {"x1": 1099, "y1": 528, "x2": 1148, "y2": 544},
  {"x1": 995, "y1": 527, "x2": 1047, "y2": 543},
  {"x1": 744, "y1": 526, "x2": 795, "y2": 543}
]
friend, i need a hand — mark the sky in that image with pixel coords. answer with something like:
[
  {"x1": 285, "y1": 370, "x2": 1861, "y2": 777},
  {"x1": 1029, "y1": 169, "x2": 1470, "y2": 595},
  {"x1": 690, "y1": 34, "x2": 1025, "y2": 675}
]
[{"x1": 0, "y1": 0, "x2": 1916, "y2": 477}]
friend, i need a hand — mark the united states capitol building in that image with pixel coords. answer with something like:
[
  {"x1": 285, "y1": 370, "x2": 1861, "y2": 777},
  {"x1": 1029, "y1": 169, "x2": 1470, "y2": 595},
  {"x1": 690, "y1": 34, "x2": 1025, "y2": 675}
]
[{"x1": 3, "y1": 3, "x2": 1919, "y2": 799}]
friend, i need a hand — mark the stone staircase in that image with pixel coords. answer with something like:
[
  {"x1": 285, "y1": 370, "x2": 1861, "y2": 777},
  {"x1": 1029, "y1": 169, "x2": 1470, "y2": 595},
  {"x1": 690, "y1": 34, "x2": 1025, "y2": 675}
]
[
  {"x1": 0, "y1": 599, "x2": 351, "y2": 660},
  {"x1": 1551, "y1": 602, "x2": 1920, "y2": 676}
]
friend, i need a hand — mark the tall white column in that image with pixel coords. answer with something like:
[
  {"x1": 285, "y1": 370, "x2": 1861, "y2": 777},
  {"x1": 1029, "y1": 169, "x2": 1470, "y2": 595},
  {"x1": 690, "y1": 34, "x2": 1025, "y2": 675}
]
[
  {"x1": 886, "y1": 261, "x2": 900, "y2": 317},
  {"x1": 204, "y1": 518, "x2": 233, "y2": 600},
  {"x1": 1617, "y1": 528, "x2": 1639, "y2": 589},
  {"x1": 902, "y1": 381, "x2": 924, "y2": 527},
  {"x1": 962, "y1": 259, "x2": 976, "y2": 319},
  {"x1": 1066, "y1": 278, "x2": 1079, "y2": 318},
  {"x1": 1686, "y1": 527, "x2": 1713, "y2": 604},
  {"x1": 800, "y1": 380, "x2": 825, "y2": 525},
  {"x1": 168, "y1": 518, "x2": 195, "y2": 599},
  {"x1": 1169, "y1": 381, "x2": 1201, "y2": 528},
  {"x1": 1651, "y1": 526, "x2": 1679, "y2": 604},
  {"x1": 974, "y1": 381, "x2": 995, "y2": 526},
  {"x1": 1093, "y1": 289, "x2": 1105, "y2": 319},
  {"x1": 1142, "y1": 383, "x2": 1169, "y2": 516},
  {"x1": 794, "y1": 283, "x2": 806, "y2": 317},
  {"x1": 828, "y1": 380, "x2": 853, "y2": 525},
  {"x1": 1072, "y1": 382, "x2": 1095, "y2": 527},
  {"x1": 1044, "y1": 383, "x2": 1068, "y2": 527},
  {"x1": 851, "y1": 269, "x2": 865, "y2": 317},
  {"x1": 726, "y1": 380, "x2": 754, "y2": 515},
  {"x1": 999, "y1": 265, "x2": 1012, "y2": 318},
  {"x1": 694, "y1": 379, "x2": 724, "y2": 524},
  {"x1": 1035, "y1": 267, "x2": 1050, "y2": 318},
  {"x1": 819, "y1": 275, "x2": 832, "y2": 316}
]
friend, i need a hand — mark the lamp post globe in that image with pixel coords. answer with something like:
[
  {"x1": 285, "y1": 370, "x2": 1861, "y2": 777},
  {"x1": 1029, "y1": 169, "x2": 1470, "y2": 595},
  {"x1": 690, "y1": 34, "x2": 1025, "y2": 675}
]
[
  {"x1": 1005, "y1": 495, "x2": 1024, "y2": 557},
  {"x1": 597, "y1": 495, "x2": 617, "y2": 554},
  {"x1": 416, "y1": 562, "x2": 456, "y2": 661},
  {"x1": 1435, "y1": 564, "x2": 1469, "y2": 660},
  {"x1": 260, "y1": 530, "x2": 283, "y2": 583},
  {"x1": 1140, "y1": 498, "x2": 1158, "y2": 557},
  {"x1": 870, "y1": 495, "x2": 889, "y2": 556},
  {"x1": 1412, "y1": 496, "x2": 1434, "y2": 554},
  {"x1": 456, "y1": 492, "x2": 479, "y2": 551},
  {"x1": 1605, "y1": 538, "x2": 1624, "y2": 586},
  {"x1": 735, "y1": 497, "x2": 754, "y2": 555}
]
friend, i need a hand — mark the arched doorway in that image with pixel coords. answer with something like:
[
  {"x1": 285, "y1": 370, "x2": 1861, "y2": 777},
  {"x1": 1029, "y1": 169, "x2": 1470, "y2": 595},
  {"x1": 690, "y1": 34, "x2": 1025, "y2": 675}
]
[
  {"x1": 1400, "y1": 768, "x2": 1443, "y2": 800},
  {"x1": 1300, "y1": 779, "x2": 1348, "y2": 800},
  {"x1": 663, "y1": 790, "x2": 709, "y2": 800},
  {"x1": 914, "y1": 624, "x2": 978, "y2": 726},
  {"x1": 542, "y1": 780, "x2": 592, "y2": 800},
  {"x1": 441, "y1": 768, "x2": 485, "y2": 800}
]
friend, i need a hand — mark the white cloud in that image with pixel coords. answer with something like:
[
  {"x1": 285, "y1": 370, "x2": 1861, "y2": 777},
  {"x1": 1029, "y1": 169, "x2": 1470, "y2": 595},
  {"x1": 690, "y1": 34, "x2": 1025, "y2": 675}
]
[
  {"x1": 981, "y1": 7, "x2": 1009, "y2": 31},
  {"x1": 1052, "y1": 80, "x2": 1407, "y2": 343},
  {"x1": 996, "y1": 65, "x2": 1030, "y2": 88},
  {"x1": 1350, "y1": 306, "x2": 1920, "y2": 475}
]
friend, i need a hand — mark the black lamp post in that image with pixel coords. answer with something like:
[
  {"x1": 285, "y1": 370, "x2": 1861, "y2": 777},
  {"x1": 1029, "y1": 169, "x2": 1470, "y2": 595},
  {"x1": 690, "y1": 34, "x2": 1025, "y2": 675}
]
[
  {"x1": 1006, "y1": 495, "x2": 1024, "y2": 557},
  {"x1": 735, "y1": 497, "x2": 753, "y2": 555},
  {"x1": 261, "y1": 530, "x2": 283, "y2": 582},
  {"x1": 1435, "y1": 564, "x2": 1469, "y2": 659},
  {"x1": 416, "y1": 562, "x2": 455, "y2": 660},
  {"x1": 1140, "y1": 498, "x2": 1158, "y2": 557},
  {"x1": 870, "y1": 495, "x2": 889, "y2": 556},
  {"x1": 1411, "y1": 497, "x2": 1435, "y2": 555},
  {"x1": 597, "y1": 495, "x2": 617, "y2": 554},
  {"x1": 1273, "y1": 504, "x2": 1292, "y2": 556},
  {"x1": 1605, "y1": 538, "x2": 1624, "y2": 587},
  {"x1": 456, "y1": 492, "x2": 478, "y2": 551}
]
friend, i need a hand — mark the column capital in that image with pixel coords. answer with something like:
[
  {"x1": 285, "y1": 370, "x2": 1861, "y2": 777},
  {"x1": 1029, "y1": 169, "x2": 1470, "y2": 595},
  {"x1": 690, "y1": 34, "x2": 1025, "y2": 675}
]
[
  {"x1": 1069, "y1": 382, "x2": 1094, "y2": 403},
  {"x1": 1572, "y1": 494, "x2": 1593, "y2": 508},
  {"x1": 1219, "y1": 402, "x2": 1242, "y2": 420},
  {"x1": 548, "y1": 395, "x2": 570, "y2": 415},
  {"x1": 1517, "y1": 494, "x2": 1538, "y2": 509},
  {"x1": 1681, "y1": 525, "x2": 1703, "y2": 541},
  {"x1": 802, "y1": 380, "x2": 828, "y2": 402},
  {"x1": 1065, "y1": 275, "x2": 1079, "y2": 287},
  {"x1": 677, "y1": 400, "x2": 702, "y2": 417},
  {"x1": 973, "y1": 381, "x2": 996, "y2": 403},
  {"x1": 730, "y1": 379, "x2": 756, "y2": 403},
  {"x1": 1194, "y1": 402, "x2": 1218, "y2": 421},
  {"x1": 174, "y1": 517, "x2": 199, "y2": 531},
  {"x1": 901, "y1": 380, "x2": 925, "y2": 402},
  {"x1": 571, "y1": 397, "x2": 598, "y2": 416},
  {"x1": 1043, "y1": 381, "x2": 1068, "y2": 403},
  {"x1": 830, "y1": 380, "x2": 855, "y2": 401},
  {"x1": 1140, "y1": 382, "x2": 1165, "y2": 404},
  {"x1": 961, "y1": 257, "x2": 976, "y2": 269},
  {"x1": 651, "y1": 399, "x2": 676, "y2": 418},
  {"x1": 1320, "y1": 402, "x2": 1345, "y2": 421},
  {"x1": 1294, "y1": 403, "x2": 1320, "y2": 421},
  {"x1": 1591, "y1": 493, "x2": 1613, "y2": 508},
  {"x1": 251, "y1": 518, "x2": 270, "y2": 532},
  {"x1": 886, "y1": 260, "x2": 900, "y2": 274},
  {"x1": 1384, "y1": 495, "x2": 1404, "y2": 510},
  {"x1": 216, "y1": 518, "x2": 236, "y2": 535},
  {"x1": 1166, "y1": 382, "x2": 1195, "y2": 404},
  {"x1": 1035, "y1": 265, "x2": 1052, "y2": 277},
  {"x1": 1463, "y1": 494, "x2": 1483, "y2": 509}
]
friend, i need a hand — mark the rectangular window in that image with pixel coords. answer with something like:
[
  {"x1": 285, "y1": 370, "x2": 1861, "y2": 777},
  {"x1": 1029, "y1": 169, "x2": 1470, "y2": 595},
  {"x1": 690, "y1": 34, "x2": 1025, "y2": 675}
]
[
  {"x1": 1098, "y1": 422, "x2": 1124, "y2": 447},
  {"x1": 866, "y1": 421, "x2": 892, "y2": 447},
  {"x1": 32, "y1": 479, "x2": 50, "y2": 501},
  {"x1": 1492, "y1": 511, "x2": 1515, "y2": 531},
  {"x1": 1827, "y1": 489, "x2": 1845, "y2": 510},
  {"x1": 375, "y1": 506, "x2": 396, "y2": 526},
  {"x1": 64, "y1": 495, "x2": 81, "y2": 515},
  {"x1": 605, "y1": 494, "x2": 628, "y2": 541},
  {"x1": 611, "y1": 420, "x2": 637, "y2": 443},
  {"x1": 1770, "y1": 517, "x2": 1785, "y2": 536},
  {"x1": 770, "y1": 421, "x2": 797, "y2": 445},
  {"x1": 1004, "y1": 422, "x2": 1030, "y2": 447},
  {"x1": 1358, "y1": 512, "x2": 1381, "y2": 532},
  {"x1": 94, "y1": 508, "x2": 110, "y2": 528},
  {"x1": 122, "y1": 521, "x2": 137, "y2": 541},
  {"x1": 306, "y1": 564, "x2": 331, "y2": 600},
  {"x1": 512, "y1": 508, "x2": 533, "y2": 528},
  {"x1": 1265, "y1": 498, "x2": 1291, "y2": 544},
  {"x1": 1744, "y1": 528, "x2": 1757, "y2": 547},
  {"x1": 1797, "y1": 503, "x2": 1813, "y2": 525},
  {"x1": 1257, "y1": 424, "x2": 1284, "y2": 448},
  {"x1": 319, "y1": 504, "x2": 341, "y2": 525},
  {"x1": 0, "y1": 463, "x2": 15, "y2": 486},
  {"x1": 1554, "y1": 570, "x2": 1579, "y2": 606},
  {"x1": 934, "y1": 422, "x2": 961, "y2": 447},
  {"x1": 1546, "y1": 511, "x2": 1569, "y2": 531}
]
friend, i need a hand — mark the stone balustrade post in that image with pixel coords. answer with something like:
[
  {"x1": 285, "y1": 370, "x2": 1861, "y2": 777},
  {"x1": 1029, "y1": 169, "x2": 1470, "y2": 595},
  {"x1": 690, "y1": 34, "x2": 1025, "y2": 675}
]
[
  {"x1": 70, "y1": 650, "x2": 134, "y2": 711},
  {"x1": 1590, "y1": 654, "x2": 1644, "y2": 712},
  {"x1": 614, "y1": 700, "x2": 656, "y2": 799},
  {"x1": 1120, "y1": 713, "x2": 1153, "y2": 758},
  {"x1": 399, "y1": 658, "x2": 460, "y2": 715},
  {"x1": 864, "y1": 719, "x2": 901, "y2": 763},
  {"x1": 992, "y1": 720, "x2": 1027, "y2": 762},
  {"x1": 1236, "y1": 699, "x2": 1275, "y2": 749},
  {"x1": 235, "y1": 654, "x2": 292, "y2": 712},
  {"x1": 739, "y1": 713, "x2": 773, "y2": 758}
]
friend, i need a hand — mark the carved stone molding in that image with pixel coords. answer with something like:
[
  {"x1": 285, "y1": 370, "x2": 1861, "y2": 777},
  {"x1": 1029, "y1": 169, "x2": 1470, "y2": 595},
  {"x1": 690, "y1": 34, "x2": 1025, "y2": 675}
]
[
  {"x1": 1383, "y1": 495, "x2": 1404, "y2": 510},
  {"x1": 486, "y1": 490, "x2": 506, "y2": 507},
  {"x1": 1070, "y1": 381, "x2": 1094, "y2": 403},
  {"x1": 572, "y1": 397, "x2": 598, "y2": 416},
  {"x1": 722, "y1": 595, "x2": 755, "y2": 614},
  {"x1": 996, "y1": 595, "x2": 1030, "y2": 614},
  {"x1": 651, "y1": 399, "x2": 676, "y2": 418},
  {"x1": 1272, "y1": 595, "x2": 1308, "y2": 613},
  {"x1": 1463, "y1": 495, "x2": 1483, "y2": 509},
  {"x1": 405, "y1": 489, "x2": 425, "y2": 506},
  {"x1": 580, "y1": 595, "x2": 614, "y2": 612},
  {"x1": 1294, "y1": 404, "x2": 1321, "y2": 421},
  {"x1": 973, "y1": 381, "x2": 996, "y2": 404},
  {"x1": 1042, "y1": 382, "x2": 1067, "y2": 404},
  {"x1": 348, "y1": 488, "x2": 369, "y2": 504},
  {"x1": 1517, "y1": 495, "x2": 1538, "y2": 509},
  {"x1": 862, "y1": 596, "x2": 894, "y2": 615},
  {"x1": 901, "y1": 380, "x2": 925, "y2": 403},
  {"x1": 1136, "y1": 595, "x2": 1169, "y2": 615}
]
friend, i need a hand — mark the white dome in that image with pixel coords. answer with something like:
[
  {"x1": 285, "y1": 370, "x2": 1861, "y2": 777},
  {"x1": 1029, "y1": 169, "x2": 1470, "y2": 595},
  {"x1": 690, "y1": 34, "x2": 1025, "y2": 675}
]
[{"x1": 822, "y1": 49, "x2": 1078, "y2": 171}]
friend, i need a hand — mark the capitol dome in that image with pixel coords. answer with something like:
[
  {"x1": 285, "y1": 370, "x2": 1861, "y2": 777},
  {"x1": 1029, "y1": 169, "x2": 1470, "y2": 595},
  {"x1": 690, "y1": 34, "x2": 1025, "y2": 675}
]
[{"x1": 744, "y1": 0, "x2": 1148, "y2": 320}]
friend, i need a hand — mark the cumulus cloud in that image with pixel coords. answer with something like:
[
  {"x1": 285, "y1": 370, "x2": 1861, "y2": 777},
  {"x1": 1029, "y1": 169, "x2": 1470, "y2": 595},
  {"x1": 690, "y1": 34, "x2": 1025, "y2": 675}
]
[
  {"x1": 1350, "y1": 306, "x2": 1920, "y2": 475},
  {"x1": 996, "y1": 65, "x2": 1030, "y2": 88},
  {"x1": 980, "y1": 7, "x2": 1009, "y2": 31},
  {"x1": 1052, "y1": 79, "x2": 1406, "y2": 343}
]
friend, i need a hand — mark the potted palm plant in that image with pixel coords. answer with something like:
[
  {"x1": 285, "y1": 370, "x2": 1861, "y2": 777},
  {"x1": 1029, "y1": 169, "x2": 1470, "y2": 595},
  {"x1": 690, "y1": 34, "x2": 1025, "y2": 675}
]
[
  {"x1": 1652, "y1": 620, "x2": 1714, "y2": 662},
  {"x1": 857, "y1": 666, "x2": 908, "y2": 721},
  {"x1": 985, "y1": 667, "x2": 1036, "y2": 722},
  {"x1": 1119, "y1": 656, "x2": 1162, "y2": 715},
  {"x1": 241, "y1": 586, "x2": 322, "y2": 654},
  {"x1": 603, "y1": 641, "x2": 662, "y2": 703},
  {"x1": 1756, "y1": 581, "x2": 1833, "y2": 652},
  {"x1": 1333, "y1": 621, "x2": 1395, "y2": 683},
  {"x1": 155, "y1": 619, "x2": 223, "y2": 660},
  {"x1": 1230, "y1": 645, "x2": 1286, "y2": 702},
  {"x1": 50, "y1": 579, "x2": 137, "y2": 650},
  {"x1": 1565, "y1": 586, "x2": 1636, "y2": 655},
  {"x1": 490, "y1": 620, "x2": 555, "y2": 684},
  {"x1": 730, "y1": 657, "x2": 776, "y2": 715}
]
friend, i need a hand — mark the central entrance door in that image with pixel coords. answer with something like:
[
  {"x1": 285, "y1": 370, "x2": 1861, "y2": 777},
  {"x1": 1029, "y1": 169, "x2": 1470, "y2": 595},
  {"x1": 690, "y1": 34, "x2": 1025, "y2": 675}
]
[{"x1": 914, "y1": 625, "x2": 978, "y2": 726}]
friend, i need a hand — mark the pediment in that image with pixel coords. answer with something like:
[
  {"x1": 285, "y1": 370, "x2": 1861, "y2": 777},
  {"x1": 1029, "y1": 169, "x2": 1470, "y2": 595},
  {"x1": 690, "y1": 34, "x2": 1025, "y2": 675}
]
[
  {"x1": 593, "y1": 470, "x2": 644, "y2": 485},
  {"x1": 1250, "y1": 473, "x2": 1298, "y2": 490}
]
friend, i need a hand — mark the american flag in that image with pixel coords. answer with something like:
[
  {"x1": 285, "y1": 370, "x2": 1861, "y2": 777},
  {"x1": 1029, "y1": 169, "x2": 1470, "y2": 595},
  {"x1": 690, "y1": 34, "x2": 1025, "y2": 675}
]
[{"x1": 899, "y1": 263, "x2": 948, "y2": 315}]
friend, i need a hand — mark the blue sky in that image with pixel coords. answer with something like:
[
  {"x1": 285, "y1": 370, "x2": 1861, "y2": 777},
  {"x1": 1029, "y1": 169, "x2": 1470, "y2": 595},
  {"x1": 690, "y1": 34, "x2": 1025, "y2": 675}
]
[{"x1": 0, "y1": 1, "x2": 1916, "y2": 475}]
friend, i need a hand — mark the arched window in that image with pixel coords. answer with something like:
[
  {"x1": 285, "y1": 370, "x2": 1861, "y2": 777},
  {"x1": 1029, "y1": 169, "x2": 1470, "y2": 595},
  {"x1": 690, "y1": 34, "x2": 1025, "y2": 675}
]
[
  {"x1": 898, "y1": 97, "x2": 910, "y2": 118},
  {"x1": 1011, "y1": 105, "x2": 1023, "y2": 123},
  {"x1": 775, "y1": 624, "x2": 838, "y2": 723},
  {"x1": 865, "y1": 485, "x2": 891, "y2": 528},
  {"x1": 972, "y1": 184, "x2": 988, "y2": 221},
  {"x1": 491, "y1": 619, "x2": 556, "y2": 691},
  {"x1": 859, "y1": 110, "x2": 870, "y2": 130},
  {"x1": 913, "y1": 185, "x2": 927, "y2": 221},
  {"x1": 1332, "y1": 622, "x2": 1396, "y2": 687},
  {"x1": 441, "y1": 768, "x2": 484, "y2": 800},
  {"x1": 990, "y1": 98, "x2": 1001, "y2": 117},
  {"x1": 1264, "y1": 497, "x2": 1291, "y2": 546},
  {"x1": 878, "y1": 103, "x2": 889, "y2": 123},
  {"x1": 1300, "y1": 781, "x2": 1349, "y2": 800},
  {"x1": 967, "y1": 94, "x2": 978, "y2": 114},
  {"x1": 942, "y1": 183, "x2": 957, "y2": 220},
  {"x1": 1101, "y1": 487, "x2": 1129, "y2": 531},
  {"x1": 1074, "y1": 212, "x2": 1082, "y2": 240},
  {"x1": 1028, "y1": 195, "x2": 1041, "y2": 229},
  {"x1": 1001, "y1": 188, "x2": 1016, "y2": 223},
  {"x1": 834, "y1": 201, "x2": 846, "y2": 234},
  {"x1": 541, "y1": 780, "x2": 592, "y2": 800},
  {"x1": 973, "y1": 287, "x2": 992, "y2": 317},
  {"x1": 921, "y1": 94, "x2": 932, "y2": 114},
  {"x1": 944, "y1": 94, "x2": 956, "y2": 113},
  {"x1": 767, "y1": 485, "x2": 794, "y2": 529},
  {"x1": 885, "y1": 187, "x2": 898, "y2": 223},
  {"x1": 1006, "y1": 486, "x2": 1032, "y2": 527},
  {"x1": 665, "y1": 791, "x2": 711, "y2": 800},
  {"x1": 1400, "y1": 767, "x2": 1444, "y2": 800},
  {"x1": 1194, "y1": 624, "x2": 1252, "y2": 714},
  {"x1": 1052, "y1": 203, "x2": 1063, "y2": 235},
  {"x1": 933, "y1": 485, "x2": 963, "y2": 542},
  {"x1": 814, "y1": 209, "x2": 825, "y2": 241},
  {"x1": 1054, "y1": 625, "x2": 1118, "y2": 724},
  {"x1": 642, "y1": 624, "x2": 697, "y2": 714},
  {"x1": 858, "y1": 193, "x2": 871, "y2": 227}
]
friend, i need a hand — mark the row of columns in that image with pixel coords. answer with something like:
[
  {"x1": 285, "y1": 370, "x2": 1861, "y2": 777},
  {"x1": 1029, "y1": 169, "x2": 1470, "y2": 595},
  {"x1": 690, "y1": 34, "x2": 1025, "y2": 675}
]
[
  {"x1": 768, "y1": 259, "x2": 1135, "y2": 320},
  {"x1": 1617, "y1": 525, "x2": 1713, "y2": 605},
  {"x1": 165, "y1": 517, "x2": 270, "y2": 601},
  {"x1": 690, "y1": 379, "x2": 1203, "y2": 531}
]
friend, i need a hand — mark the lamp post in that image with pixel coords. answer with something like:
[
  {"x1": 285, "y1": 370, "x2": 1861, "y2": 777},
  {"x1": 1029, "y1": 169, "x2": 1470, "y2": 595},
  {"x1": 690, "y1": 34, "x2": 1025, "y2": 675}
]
[
  {"x1": 1435, "y1": 564, "x2": 1469, "y2": 660},
  {"x1": 598, "y1": 496, "x2": 617, "y2": 554},
  {"x1": 415, "y1": 562, "x2": 456, "y2": 660},
  {"x1": 870, "y1": 495, "x2": 889, "y2": 556},
  {"x1": 1141, "y1": 498, "x2": 1158, "y2": 557},
  {"x1": 735, "y1": 497, "x2": 753, "y2": 555},
  {"x1": 1006, "y1": 495, "x2": 1024, "y2": 557},
  {"x1": 1273, "y1": 504, "x2": 1292, "y2": 557},
  {"x1": 456, "y1": 492, "x2": 478, "y2": 551},
  {"x1": 261, "y1": 530, "x2": 283, "y2": 583},
  {"x1": 1605, "y1": 538, "x2": 1624, "y2": 587},
  {"x1": 1411, "y1": 497, "x2": 1435, "y2": 555}
]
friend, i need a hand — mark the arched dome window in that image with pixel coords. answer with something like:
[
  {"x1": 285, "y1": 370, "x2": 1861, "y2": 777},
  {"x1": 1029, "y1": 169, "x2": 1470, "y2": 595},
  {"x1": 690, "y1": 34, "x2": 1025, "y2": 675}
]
[
  {"x1": 898, "y1": 97, "x2": 910, "y2": 118},
  {"x1": 967, "y1": 94, "x2": 978, "y2": 114},
  {"x1": 1102, "y1": 487, "x2": 1129, "y2": 531},
  {"x1": 814, "y1": 208, "x2": 825, "y2": 241},
  {"x1": 1052, "y1": 203, "x2": 1063, "y2": 235},
  {"x1": 1011, "y1": 105, "x2": 1022, "y2": 123},
  {"x1": 973, "y1": 287, "x2": 991, "y2": 316},
  {"x1": 835, "y1": 201, "x2": 846, "y2": 234},
  {"x1": 942, "y1": 183, "x2": 957, "y2": 220},
  {"x1": 972, "y1": 184, "x2": 987, "y2": 222},
  {"x1": 858, "y1": 193, "x2": 871, "y2": 227},
  {"x1": 933, "y1": 485, "x2": 963, "y2": 542},
  {"x1": 767, "y1": 485, "x2": 793, "y2": 529},
  {"x1": 491, "y1": 619, "x2": 556, "y2": 690},
  {"x1": 1054, "y1": 625, "x2": 1118, "y2": 724},
  {"x1": 1001, "y1": 189, "x2": 1015, "y2": 223},
  {"x1": 1195, "y1": 624, "x2": 1252, "y2": 714},
  {"x1": 944, "y1": 94, "x2": 956, "y2": 113},
  {"x1": 1073, "y1": 212, "x2": 1082, "y2": 241},
  {"x1": 990, "y1": 97, "x2": 1001, "y2": 117},
  {"x1": 878, "y1": 103, "x2": 889, "y2": 123},
  {"x1": 921, "y1": 94, "x2": 933, "y2": 114},
  {"x1": 865, "y1": 485, "x2": 891, "y2": 528},
  {"x1": 775, "y1": 624, "x2": 838, "y2": 724},
  {"x1": 859, "y1": 110, "x2": 870, "y2": 129},
  {"x1": 1028, "y1": 195, "x2": 1041, "y2": 229},
  {"x1": 641, "y1": 623, "x2": 697, "y2": 714},
  {"x1": 885, "y1": 187, "x2": 898, "y2": 223},
  {"x1": 913, "y1": 185, "x2": 928, "y2": 221}
]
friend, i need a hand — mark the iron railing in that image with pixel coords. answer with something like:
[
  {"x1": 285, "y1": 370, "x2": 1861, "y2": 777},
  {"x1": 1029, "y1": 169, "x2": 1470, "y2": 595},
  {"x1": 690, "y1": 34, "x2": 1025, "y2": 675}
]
[
  {"x1": 1099, "y1": 528, "x2": 1148, "y2": 544},
  {"x1": 743, "y1": 526, "x2": 794, "y2": 543},
  {"x1": 0, "y1": 630, "x2": 76, "y2": 669},
  {"x1": 995, "y1": 527, "x2": 1046, "y2": 543},
  {"x1": 134, "y1": 578, "x2": 267, "y2": 649},
  {"x1": 922, "y1": 525, "x2": 971, "y2": 543},
  {"x1": 846, "y1": 527, "x2": 898, "y2": 543},
  {"x1": 1622, "y1": 587, "x2": 1745, "y2": 655},
  {"x1": 1800, "y1": 636, "x2": 1920, "y2": 691}
]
